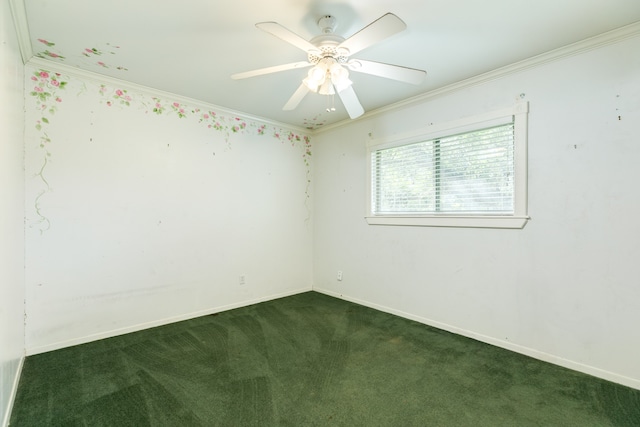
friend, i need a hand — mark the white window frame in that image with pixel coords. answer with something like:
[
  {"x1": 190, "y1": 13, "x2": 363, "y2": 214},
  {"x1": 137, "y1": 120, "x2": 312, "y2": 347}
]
[{"x1": 366, "y1": 102, "x2": 529, "y2": 229}]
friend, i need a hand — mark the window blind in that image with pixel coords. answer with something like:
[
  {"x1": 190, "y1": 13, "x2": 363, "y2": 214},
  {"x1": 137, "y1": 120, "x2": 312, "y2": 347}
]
[{"x1": 372, "y1": 123, "x2": 515, "y2": 215}]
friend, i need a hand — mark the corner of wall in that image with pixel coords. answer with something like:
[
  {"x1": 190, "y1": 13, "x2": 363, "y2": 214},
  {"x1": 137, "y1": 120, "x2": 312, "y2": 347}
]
[{"x1": 1, "y1": 356, "x2": 25, "y2": 427}]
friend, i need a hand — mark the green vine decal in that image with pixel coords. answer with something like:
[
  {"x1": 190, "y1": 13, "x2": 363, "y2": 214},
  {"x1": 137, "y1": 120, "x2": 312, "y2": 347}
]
[
  {"x1": 29, "y1": 69, "x2": 68, "y2": 232},
  {"x1": 29, "y1": 68, "x2": 312, "y2": 232},
  {"x1": 33, "y1": 157, "x2": 52, "y2": 232},
  {"x1": 100, "y1": 89, "x2": 313, "y2": 165}
]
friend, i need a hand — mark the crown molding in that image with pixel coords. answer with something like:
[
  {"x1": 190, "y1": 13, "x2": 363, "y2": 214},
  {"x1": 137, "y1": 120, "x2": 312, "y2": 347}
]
[
  {"x1": 316, "y1": 20, "x2": 640, "y2": 134},
  {"x1": 26, "y1": 57, "x2": 311, "y2": 135},
  {"x1": 8, "y1": 0, "x2": 33, "y2": 64}
]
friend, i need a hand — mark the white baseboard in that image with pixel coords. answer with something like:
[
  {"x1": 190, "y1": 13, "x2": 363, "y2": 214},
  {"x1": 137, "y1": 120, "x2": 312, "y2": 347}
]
[
  {"x1": 24, "y1": 285, "x2": 639, "y2": 390},
  {"x1": 26, "y1": 286, "x2": 312, "y2": 356},
  {"x1": 2, "y1": 354, "x2": 25, "y2": 427},
  {"x1": 314, "y1": 287, "x2": 640, "y2": 391}
]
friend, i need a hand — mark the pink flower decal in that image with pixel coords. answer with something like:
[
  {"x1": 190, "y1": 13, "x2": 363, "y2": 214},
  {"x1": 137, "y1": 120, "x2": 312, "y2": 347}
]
[
  {"x1": 82, "y1": 48, "x2": 101, "y2": 56},
  {"x1": 108, "y1": 89, "x2": 131, "y2": 106},
  {"x1": 30, "y1": 69, "x2": 68, "y2": 141},
  {"x1": 152, "y1": 98, "x2": 165, "y2": 114},
  {"x1": 170, "y1": 101, "x2": 187, "y2": 118}
]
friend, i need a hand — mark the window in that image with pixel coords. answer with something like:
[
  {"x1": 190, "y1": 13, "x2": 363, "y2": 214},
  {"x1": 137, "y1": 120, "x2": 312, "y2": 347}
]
[{"x1": 366, "y1": 102, "x2": 529, "y2": 228}]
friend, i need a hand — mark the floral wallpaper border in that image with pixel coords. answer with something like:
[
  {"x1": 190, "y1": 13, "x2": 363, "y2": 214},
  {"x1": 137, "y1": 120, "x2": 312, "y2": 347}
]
[{"x1": 29, "y1": 68, "x2": 312, "y2": 233}]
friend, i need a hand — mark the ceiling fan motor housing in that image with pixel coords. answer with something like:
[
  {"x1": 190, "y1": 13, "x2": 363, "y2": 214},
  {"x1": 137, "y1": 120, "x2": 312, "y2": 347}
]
[
  {"x1": 307, "y1": 15, "x2": 349, "y2": 64},
  {"x1": 318, "y1": 15, "x2": 337, "y2": 34}
]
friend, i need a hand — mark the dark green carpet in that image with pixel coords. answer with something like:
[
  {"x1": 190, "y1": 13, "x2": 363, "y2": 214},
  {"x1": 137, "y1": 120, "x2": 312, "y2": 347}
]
[{"x1": 10, "y1": 292, "x2": 640, "y2": 426}]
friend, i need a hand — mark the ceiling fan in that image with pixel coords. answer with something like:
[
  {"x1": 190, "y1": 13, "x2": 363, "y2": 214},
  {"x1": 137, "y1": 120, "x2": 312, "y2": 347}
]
[{"x1": 231, "y1": 13, "x2": 427, "y2": 119}]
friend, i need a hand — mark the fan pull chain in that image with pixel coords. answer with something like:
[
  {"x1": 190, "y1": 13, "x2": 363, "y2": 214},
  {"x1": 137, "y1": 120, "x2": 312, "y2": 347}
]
[{"x1": 326, "y1": 93, "x2": 336, "y2": 113}]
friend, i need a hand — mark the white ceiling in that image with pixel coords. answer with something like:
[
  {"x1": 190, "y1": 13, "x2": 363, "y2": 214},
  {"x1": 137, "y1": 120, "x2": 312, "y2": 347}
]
[{"x1": 15, "y1": 0, "x2": 640, "y2": 130}]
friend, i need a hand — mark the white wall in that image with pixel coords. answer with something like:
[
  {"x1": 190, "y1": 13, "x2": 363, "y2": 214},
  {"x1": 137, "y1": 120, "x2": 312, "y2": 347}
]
[
  {"x1": 0, "y1": 0, "x2": 26, "y2": 425},
  {"x1": 23, "y1": 67, "x2": 313, "y2": 354},
  {"x1": 313, "y1": 34, "x2": 640, "y2": 389}
]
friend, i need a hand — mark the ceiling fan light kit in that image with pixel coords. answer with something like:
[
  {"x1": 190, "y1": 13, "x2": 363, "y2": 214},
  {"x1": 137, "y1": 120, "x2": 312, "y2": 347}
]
[
  {"x1": 231, "y1": 13, "x2": 427, "y2": 119},
  {"x1": 302, "y1": 58, "x2": 352, "y2": 95}
]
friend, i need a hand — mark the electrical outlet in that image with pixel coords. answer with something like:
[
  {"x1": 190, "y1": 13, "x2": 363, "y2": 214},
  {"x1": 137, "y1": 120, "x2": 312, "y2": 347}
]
[
  {"x1": 239, "y1": 275, "x2": 246, "y2": 285},
  {"x1": 337, "y1": 271, "x2": 343, "y2": 281}
]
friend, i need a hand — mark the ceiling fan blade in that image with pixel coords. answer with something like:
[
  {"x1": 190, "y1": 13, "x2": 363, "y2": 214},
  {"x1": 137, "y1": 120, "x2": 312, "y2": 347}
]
[
  {"x1": 256, "y1": 22, "x2": 319, "y2": 53},
  {"x1": 337, "y1": 13, "x2": 406, "y2": 56},
  {"x1": 336, "y1": 86, "x2": 365, "y2": 119},
  {"x1": 283, "y1": 84, "x2": 310, "y2": 110},
  {"x1": 348, "y1": 59, "x2": 426, "y2": 85},
  {"x1": 231, "y1": 61, "x2": 312, "y2": 80}
]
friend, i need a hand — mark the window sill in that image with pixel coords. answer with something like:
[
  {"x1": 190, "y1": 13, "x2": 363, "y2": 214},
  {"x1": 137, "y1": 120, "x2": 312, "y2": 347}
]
[{"x1": 365, "y1": 215, "x2": 530, "y2": 229}]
